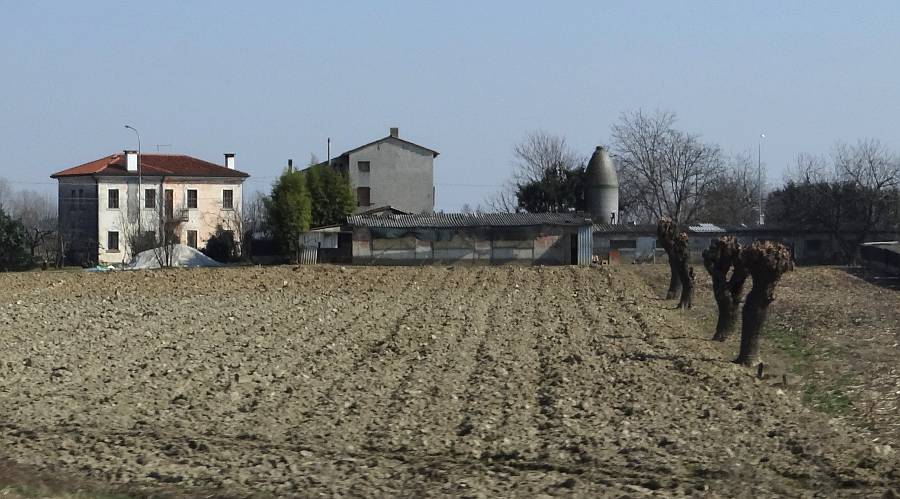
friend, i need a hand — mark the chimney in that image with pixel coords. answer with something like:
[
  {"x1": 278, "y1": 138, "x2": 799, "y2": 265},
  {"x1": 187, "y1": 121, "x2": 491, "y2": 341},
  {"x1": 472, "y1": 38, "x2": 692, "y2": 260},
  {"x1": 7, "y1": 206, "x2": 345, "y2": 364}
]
[
  {"x1": 224, "y1": 153, "x2": 235, "y2": 170},
  {"x1": 125, "y1": 150, "x2": 138, "y2": 172},
  {"x1": 288, "y1": 158, "x2": 293, "y2": 172},
  {"x1": 389, "y1": 127, "x2": 399, "y2": 138}
]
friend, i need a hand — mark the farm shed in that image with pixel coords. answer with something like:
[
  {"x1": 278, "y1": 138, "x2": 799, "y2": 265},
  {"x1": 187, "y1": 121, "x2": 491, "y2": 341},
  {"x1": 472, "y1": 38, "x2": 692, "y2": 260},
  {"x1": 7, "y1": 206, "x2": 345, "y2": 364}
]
[
  {"x1": 345, "y1": 212, "x2": 593, "y2": 265},
  {"x1": 859, "y1": 242, "x2": 900, "y2": 275},
  {"x1": 592, "y1": 223, "x2": 658, "y2": 263}
]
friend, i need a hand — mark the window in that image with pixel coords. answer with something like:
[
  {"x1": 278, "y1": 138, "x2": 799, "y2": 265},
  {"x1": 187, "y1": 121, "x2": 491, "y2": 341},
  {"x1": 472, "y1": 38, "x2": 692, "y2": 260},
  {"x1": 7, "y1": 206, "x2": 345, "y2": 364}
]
[
  {"x1": 223, "y1": 189, "x2": 233, "y2": 209},
  {"x1": 187, "y1": 189, "x2": 198, "y2": 209},
  {"x1": 145, "y1": 189, "x2": 156, "y2": 209},
  {"x1": 356, "y1": 187, "x2": 371, "y2": 207},
  {"x1": 108, "y1": 189, "x2": 119, "y2": 209},
  {"x1": 358, "y1": 161, "x2": 371, "y2": 173},
  {"x1": 187, "y1": 230, "x2": 198, "y2": 249},
  {"x1": 107, "y1": 231, "x2": 119, "y2": 252},
  {"x1": 610, "y1": 239, "x2": 638, "y2": 250}
]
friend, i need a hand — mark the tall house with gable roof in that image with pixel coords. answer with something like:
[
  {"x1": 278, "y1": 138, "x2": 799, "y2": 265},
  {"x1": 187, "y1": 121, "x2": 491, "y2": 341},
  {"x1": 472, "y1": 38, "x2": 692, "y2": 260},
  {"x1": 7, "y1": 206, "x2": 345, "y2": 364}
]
[
  {"x1": 51, "y1": 151, "x2": 249, "y2": 265},
  {"x1": 307, "y1": 128, "x2": 438, "y2": 215}
]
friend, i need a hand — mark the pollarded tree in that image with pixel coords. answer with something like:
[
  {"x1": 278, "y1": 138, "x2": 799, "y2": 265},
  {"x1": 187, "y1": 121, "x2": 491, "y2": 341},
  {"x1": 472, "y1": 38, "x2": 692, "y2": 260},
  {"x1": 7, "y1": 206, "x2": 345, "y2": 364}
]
[
  {"x1": 672, "y1": 231, "x2": 693, "y2": 309},
  {"x1": 735, "y1": 241, "x2": 793, "y2": 367},
  {"x1": 702, "y1": 236, "x2": 748, "y2": 341},
  {"x1": 657, "y1": 217, "x2": 681, "y2": 299}
]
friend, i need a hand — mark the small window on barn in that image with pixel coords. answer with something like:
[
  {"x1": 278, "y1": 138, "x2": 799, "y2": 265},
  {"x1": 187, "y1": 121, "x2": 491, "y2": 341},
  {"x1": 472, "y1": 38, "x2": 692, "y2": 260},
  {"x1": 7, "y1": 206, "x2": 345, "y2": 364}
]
[
  {"x1": 223, "y1": 189, "x2": 234, "y2": 209},
  {"x1": 187, "y1": 189, "x2": 198, "y2": 209},
  {"x1": 610, "y1": 239, "x2": 638, "y2": 250},
  {"x1": 108, "y1": 189, "x2": 119, "y2": 209},
  {"x1": 145, "y1": 189, "x2": 156, "y2": 209},
  {"x1": 107, "y1": 231, "x2": 119, "y2": 252},
  {"x1": 358, "y1": 161, "x2": 371, "y2": 173},
  {"x1": 187, "y1": 230, "x2": 198, "y2": 249},
  {"x1": 357, "y1": 187, "x2": 371, "y2": 207}
]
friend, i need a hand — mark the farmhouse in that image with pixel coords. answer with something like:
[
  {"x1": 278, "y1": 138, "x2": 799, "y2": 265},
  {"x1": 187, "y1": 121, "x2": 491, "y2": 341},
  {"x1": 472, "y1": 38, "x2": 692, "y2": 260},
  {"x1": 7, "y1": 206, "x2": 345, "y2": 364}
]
[
  {"x1": 307, "y1": 211, "x2": 593, "y2": 265},
  {"x1": 51, "y1": 151, "x2": 249, "y2": 265},
  {"x1": 306, "y1": 128, "x2": 438, "y2": 214}
]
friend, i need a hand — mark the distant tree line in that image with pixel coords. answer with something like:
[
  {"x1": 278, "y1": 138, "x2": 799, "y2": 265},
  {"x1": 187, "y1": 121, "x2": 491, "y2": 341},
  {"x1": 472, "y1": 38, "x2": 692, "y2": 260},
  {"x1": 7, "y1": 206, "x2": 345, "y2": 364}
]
[
  {"x1": 0, "y1": 178, "x2": 57, "y2": 270},
  {"x1": 487, "y1": 110, "x2": 900, "y2": 261}
]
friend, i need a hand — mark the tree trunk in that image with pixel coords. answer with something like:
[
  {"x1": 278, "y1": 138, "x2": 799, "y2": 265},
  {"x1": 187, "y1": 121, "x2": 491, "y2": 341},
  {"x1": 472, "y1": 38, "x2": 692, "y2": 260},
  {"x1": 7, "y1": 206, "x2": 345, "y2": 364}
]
[
  {"x1": 735, "y1": 283, "x2": 772, "y2": 366},
  {"x1": 703, "y1": 236, "x2": 749, "y2": 341},
  {"x1": 675, "y1": 259, "x2": 693, "y2": 309},
  {"x1": 666, "y1": 254, "x2": 682, "y2": 299},
  {"x1": 735, "y1": 241, "x2": 792, "y2": 367}
]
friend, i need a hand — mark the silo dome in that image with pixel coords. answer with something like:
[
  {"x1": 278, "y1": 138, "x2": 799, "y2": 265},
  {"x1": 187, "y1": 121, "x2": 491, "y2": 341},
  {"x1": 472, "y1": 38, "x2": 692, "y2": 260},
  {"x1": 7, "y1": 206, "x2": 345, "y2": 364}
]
[{"x1": 585, "y1": 146, "x2": 619, "y2": 224}]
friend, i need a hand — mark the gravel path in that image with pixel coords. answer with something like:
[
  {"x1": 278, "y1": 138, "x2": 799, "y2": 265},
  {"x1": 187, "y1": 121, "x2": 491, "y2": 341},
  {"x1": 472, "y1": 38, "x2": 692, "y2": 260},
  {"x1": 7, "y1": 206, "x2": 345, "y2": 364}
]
[{"x1": 0, "y1": 266, "x2": 896, "y2": 497}]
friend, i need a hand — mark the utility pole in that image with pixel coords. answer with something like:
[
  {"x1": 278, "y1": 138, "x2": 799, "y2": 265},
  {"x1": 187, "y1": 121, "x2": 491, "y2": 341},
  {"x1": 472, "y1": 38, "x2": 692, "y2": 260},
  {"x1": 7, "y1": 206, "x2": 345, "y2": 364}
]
[{"x1": 758, "y1": 133, "x2": 766, "y2": 226}]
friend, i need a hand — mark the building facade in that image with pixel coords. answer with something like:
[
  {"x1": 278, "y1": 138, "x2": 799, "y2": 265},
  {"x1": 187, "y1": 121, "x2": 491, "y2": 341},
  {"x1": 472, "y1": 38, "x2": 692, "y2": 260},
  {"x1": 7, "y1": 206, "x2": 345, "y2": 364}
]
[
  {"x1": 336, "y1": 212, "x2": 593, "y2": 266},
  {"x1": 310, "y1": 128, "x2": 438, "y2": 214},
  {"x1": 51, "y1": 151, "x2": 249, "y2": 265}
]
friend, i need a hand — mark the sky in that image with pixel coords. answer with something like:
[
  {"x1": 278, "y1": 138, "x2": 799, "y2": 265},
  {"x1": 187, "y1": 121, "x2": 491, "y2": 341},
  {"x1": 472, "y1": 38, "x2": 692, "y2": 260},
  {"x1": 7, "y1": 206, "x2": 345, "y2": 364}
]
[{"x1": 2, "y1": 1, "x2": 900, "y2": 211}]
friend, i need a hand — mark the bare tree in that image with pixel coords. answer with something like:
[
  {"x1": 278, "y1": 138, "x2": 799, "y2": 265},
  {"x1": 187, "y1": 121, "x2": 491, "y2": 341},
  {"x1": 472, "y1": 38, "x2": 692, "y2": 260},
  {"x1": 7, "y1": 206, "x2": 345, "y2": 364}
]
[
  {"x1": 483, "y1": 186, "x2": 519, "y2": 213},
  {"x1": 785, "y1": 152, "x2": 829, "y2": 184},
  {"x1": 119, "y1": 194, "x2": 184, "y2": 268},
  {"x1": 700, "y1": 152, "x2": 763, "y2": 225},
  {"x1": 512, "y1": 131, "x2": 583, "y2": 183},
  {"x1": 485, "y1": 131, "x2": 584, "y2": 213},
  {"x1": 771, "y1": 140, "x2": 900, "y2": 258},
  {"x1": 7, "y1": 190, "x2": 56, "y2": 263},
  {"x1": 612, "y1": 110, "x2": 724, "y2": 224}
]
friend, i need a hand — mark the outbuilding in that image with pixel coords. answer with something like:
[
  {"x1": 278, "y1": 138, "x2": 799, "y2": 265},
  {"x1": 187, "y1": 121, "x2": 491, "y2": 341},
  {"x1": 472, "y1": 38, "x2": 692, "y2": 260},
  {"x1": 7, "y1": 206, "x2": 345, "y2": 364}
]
[{"x1": 343, "y1": 212, "x2": 593, "y2": 265}]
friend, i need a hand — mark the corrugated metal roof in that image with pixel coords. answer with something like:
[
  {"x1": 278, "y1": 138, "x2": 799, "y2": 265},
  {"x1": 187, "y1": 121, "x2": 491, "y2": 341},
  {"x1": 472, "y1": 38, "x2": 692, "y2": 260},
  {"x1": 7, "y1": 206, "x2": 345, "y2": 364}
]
[
  {"x1": 592, "y1": 223, "x2": 657, "y2": 234},
  {"x1": 347, "y1": 212, "x2": 592, "y2": 229},
  {"x1": 688, "y1": 223, "x2": 726, "y2": 233}
]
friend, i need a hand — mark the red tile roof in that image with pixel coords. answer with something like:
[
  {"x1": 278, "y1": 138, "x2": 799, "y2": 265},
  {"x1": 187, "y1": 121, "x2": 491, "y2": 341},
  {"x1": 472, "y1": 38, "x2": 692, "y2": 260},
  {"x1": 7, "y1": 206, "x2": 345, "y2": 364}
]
[{"x1": 50, "y1": 153, "x2": 249, "y2": 179}]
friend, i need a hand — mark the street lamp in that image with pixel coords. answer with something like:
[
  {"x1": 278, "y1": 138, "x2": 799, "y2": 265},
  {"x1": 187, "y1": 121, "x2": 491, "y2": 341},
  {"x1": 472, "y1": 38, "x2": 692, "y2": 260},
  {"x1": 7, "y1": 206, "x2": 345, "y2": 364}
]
[
  {"x1": 124, "y1": 125, "x2": 141, "y2": 231},
  {"x1": 758, "y1": 133, "x2": 766, "y2": 226}
]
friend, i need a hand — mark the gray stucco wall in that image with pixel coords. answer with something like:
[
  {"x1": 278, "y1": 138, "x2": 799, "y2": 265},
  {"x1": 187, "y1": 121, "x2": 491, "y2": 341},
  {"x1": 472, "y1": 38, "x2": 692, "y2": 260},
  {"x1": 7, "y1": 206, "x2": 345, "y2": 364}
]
[
  {"x1": 57, "y1": 177, "x2": 99, "y2": 265},
  {"x1": 351, "y1": 225, "x2": 587, "y2": 265},
  {"x1": 347, "y1": 138, "x2": 434, "y2": 214}
]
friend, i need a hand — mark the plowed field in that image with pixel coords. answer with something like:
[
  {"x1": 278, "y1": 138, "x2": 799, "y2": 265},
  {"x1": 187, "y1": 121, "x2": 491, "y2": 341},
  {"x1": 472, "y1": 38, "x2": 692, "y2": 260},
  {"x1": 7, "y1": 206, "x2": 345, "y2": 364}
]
[{"x1": 0, "y1": 266, "x2": 897, "y2": 497}]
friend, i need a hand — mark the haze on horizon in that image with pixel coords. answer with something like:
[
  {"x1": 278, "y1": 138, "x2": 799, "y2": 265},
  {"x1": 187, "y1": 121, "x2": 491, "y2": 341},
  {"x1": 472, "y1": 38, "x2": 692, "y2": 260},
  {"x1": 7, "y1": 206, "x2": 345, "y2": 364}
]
[{"x1": 2, "y1": 1, "x2": 899, "y2": 211}]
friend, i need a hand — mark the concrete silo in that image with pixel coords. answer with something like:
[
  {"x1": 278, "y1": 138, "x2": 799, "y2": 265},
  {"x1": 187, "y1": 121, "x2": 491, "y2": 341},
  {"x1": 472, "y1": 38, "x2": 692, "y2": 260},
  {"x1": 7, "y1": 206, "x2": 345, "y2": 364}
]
[{"x1": 585, "y1": 146, "x2": 619, "y2": 224}]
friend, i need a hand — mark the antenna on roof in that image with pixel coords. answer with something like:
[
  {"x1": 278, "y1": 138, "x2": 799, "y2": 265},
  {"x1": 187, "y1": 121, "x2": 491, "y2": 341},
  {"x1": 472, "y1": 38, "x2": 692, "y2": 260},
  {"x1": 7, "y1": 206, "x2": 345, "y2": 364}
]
[{"x1": 152, "y1": 144, "x2": 173, "y2": 152}]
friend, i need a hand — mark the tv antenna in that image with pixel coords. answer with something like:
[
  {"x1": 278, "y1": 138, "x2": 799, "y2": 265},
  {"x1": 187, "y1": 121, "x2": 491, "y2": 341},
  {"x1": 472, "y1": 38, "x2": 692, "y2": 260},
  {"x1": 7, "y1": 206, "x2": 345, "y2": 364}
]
[{"x1": 152, "y1": 144, "x2": 173, "y2": 152}]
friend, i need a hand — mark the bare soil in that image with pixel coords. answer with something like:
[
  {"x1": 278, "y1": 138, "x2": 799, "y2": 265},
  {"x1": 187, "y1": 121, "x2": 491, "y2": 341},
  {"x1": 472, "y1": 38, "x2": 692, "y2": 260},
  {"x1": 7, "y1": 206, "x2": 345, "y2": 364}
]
[{"x1": 0, "y1": 265, "x2": 898, "y2": 497}]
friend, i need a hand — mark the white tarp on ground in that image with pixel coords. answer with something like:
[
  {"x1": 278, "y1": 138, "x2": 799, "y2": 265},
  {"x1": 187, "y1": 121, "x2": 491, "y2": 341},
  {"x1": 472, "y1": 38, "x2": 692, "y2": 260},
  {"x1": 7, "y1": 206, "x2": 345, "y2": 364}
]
[{"x1": 128, "y1": 244, "x2": 223, "y2": 270}]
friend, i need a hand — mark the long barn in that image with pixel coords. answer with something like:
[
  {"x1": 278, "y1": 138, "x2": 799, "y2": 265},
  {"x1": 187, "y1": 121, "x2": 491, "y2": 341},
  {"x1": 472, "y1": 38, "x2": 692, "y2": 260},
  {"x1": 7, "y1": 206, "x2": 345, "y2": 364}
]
[{"x1": 314, "y1": 212, "x2": 594, "y2": 266}]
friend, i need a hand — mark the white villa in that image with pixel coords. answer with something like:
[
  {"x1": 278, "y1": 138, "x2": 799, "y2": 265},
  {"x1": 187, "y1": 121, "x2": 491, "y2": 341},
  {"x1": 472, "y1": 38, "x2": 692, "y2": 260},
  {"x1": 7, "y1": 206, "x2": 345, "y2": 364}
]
[{"x1": 51, "y1": 151, "x2": 249, "y2": 265}]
